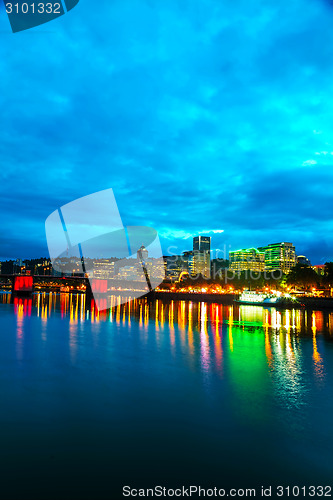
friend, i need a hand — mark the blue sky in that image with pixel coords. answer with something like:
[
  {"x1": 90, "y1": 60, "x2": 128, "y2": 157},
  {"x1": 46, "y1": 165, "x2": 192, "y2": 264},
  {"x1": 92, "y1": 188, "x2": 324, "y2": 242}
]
[{"x1": 1, "y1": 0, "x2": 333, "y2": 263}]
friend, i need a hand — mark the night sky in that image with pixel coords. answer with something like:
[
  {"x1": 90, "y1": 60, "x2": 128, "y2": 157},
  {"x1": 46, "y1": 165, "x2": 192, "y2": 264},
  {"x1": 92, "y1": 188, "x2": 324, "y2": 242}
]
[{"x1": 1, "y1": 0, "x2": 333, "y2": 263}]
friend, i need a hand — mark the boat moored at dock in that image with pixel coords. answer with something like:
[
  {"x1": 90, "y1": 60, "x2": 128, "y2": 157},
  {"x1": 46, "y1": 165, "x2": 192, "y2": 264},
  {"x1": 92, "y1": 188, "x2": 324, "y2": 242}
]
[{"x1": 236, "y1": 290, "x2": 300, "y2": 307}]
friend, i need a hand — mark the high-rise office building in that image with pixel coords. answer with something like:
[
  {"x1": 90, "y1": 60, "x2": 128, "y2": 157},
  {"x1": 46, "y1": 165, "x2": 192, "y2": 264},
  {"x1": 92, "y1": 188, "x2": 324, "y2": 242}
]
[
  {"x1": 164, "y1": 255, "x2": 183, "y2": 281},
  {"x1": 229, "y1": 248, "x2": 265, "y2": 272},
  {"x1": 182, "y1": 251, "x2": 195, "y2": 276},
  {"x1": 93, "y1": 259, "x2": 115, "y2": 279},
  {"x1": 193, "y1": 236, "x2": 211, "y2": 278},
  {"x1": 193, "y1": 236, "x2": 211, "y2": 252},
  {"x1": 297, "y1": 255, "x2": 311, "y2": 266},
  {"x1": 258, "y1": 242, "x2": 296, "y2": 273},
  {"x1": 145, "y1": 259, "x2": 166, "y2": 280}
]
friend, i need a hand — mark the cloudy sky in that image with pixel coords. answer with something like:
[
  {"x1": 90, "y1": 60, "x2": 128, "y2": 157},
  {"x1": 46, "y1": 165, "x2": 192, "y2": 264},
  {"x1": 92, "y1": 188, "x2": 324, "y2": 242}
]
[{"x1": 1, "y1": 0, "x2": 333, "y2": 262}]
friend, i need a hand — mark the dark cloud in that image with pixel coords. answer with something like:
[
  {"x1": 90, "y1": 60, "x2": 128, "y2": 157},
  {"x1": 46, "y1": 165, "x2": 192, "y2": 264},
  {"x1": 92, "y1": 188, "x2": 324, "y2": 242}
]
[{"x1": 0, "y1": 0, "x2": 333, "y2": 261}]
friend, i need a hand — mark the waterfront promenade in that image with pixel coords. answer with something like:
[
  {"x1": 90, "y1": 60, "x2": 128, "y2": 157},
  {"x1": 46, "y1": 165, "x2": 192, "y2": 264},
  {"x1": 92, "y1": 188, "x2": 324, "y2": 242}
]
[{"x1": 2, "y1": 273, "x2": 333, "y2": 310}]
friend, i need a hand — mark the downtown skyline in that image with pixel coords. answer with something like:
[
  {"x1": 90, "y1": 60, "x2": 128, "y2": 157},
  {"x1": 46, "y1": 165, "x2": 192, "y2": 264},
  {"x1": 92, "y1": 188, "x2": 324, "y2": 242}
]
[{"x1": 0, "y1": 234, "x2": 326, "y2": 268}]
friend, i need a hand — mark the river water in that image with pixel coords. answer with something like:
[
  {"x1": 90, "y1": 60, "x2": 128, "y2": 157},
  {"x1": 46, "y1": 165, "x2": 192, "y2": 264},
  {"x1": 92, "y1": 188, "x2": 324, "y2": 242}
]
[{"x1": 0, "y1": 292, "x2": 332, "y2": 499}]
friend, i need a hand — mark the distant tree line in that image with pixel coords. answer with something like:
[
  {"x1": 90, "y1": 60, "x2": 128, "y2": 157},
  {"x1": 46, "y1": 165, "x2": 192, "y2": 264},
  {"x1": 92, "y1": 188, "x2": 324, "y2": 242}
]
[{"x1": 160, "y1": 262, "x2": 333, "y2": 293}]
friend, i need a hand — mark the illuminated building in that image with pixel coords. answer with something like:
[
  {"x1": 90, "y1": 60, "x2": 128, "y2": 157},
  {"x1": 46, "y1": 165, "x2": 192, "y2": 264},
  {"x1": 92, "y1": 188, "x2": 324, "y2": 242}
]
[
  {"x1": 181, "y1": 251, "x2": 195, "y2": 276},
  {"x1": 14, "y1": 259, "x2": 23, "y2": 274},
  {"x1": 193, "y1": 236, "x2": 211, "y2": 253},
  {"x1": 193, "y1": 236, "x2": 211, "y2": 279},
  {"x1": 258, "y1": 242, "x2": 296, "y2": 273},
  {"x1": 297, "y1": 255, "x2": 311, "y2": 266},
  {"x1": 229, "y1": 248, "x2": 265, "y2": 272},
  {"x1": 312, "y1": 265, "x2": 325, "y2": 276},
  {"x1": 117, "y1": 265, "x2": 140, "y2": 280},
  {"x1": 145, "y1": 259, "x2": 165, "y2": 280},
  {"x1": 164, "y1": 255, "x2": 184, "y2": 281},
  {"x1": 47, "y1": 257, "x2": 81, "y2": 276},
  {"x1": 116, "y1": 256, "x2": 164, "y2": 282},
  {"x1": 93, "y1": 259, "x2": 115, "y2": 279}
]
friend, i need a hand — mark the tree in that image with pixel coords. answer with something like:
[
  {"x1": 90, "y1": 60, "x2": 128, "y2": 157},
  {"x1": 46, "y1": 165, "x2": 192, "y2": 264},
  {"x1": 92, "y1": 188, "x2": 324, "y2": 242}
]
[
  {"x1": 323, "y1": 262, "x2": 333, "y2": 287},
  {"x1": 286, "y1": 264, "x2": 319, "y2": 290}
]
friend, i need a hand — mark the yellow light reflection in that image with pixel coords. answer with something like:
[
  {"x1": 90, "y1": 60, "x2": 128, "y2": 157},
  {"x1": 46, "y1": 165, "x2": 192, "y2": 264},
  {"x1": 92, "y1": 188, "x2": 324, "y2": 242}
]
[
  {"x1": 228, "y1": 307, "x2": 234, "y2": 352},
  {"x1": 200, "y1": 302, "x2": 210, "y2": 373},
  {"x1": 213, "y1": 304, "x2": 223, "y2": 373},
  {"x1": 188, "y1": 302, "x2": 194, "y2": 357},
  {"x1": 312, "y1": 312, "x2": 324, "y2": 381},
  {"x1": 265, "y1": 331, "x2": 272, "y2": 366},
  {"x1": 169, "y1": 301, "x2": 175, "y2": 352}
]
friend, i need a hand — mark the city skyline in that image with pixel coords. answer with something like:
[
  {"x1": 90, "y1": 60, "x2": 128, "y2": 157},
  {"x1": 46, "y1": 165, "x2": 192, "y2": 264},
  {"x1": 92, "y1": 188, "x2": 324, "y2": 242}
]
[
  {"x1": 1, "y1": 0, "x2": 333, "y2": 262},
  {"x1": 0, "y1": 234, "x2": 327, "y2": 273}
]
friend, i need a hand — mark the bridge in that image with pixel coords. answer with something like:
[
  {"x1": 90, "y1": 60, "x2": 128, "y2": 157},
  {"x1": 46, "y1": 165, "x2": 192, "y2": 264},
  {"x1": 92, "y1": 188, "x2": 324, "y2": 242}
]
[
  {"x1": 0, "y1": 274, "x2": 150, "y2": 296},
  {"x1": 0, "y1": 274, "x2": 87, "y2": 294}
]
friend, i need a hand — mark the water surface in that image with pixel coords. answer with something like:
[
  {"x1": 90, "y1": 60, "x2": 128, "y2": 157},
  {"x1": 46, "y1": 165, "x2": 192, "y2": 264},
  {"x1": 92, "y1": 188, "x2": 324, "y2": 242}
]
[{"x1": 0, "y1": 293, "x2": 332, "y2": 499}]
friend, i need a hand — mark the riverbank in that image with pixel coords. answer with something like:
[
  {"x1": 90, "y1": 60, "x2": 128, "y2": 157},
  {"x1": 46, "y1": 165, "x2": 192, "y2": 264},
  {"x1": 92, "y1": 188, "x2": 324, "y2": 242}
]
[
  {"x1": 298, "y1": 296, "x2": 333, "y2": 309},
  {"x1": 152, "y1": 291, "x2": 235, "y2": 304},
  {"x1": 152, "y1": 291, "x2": 333, "y2": 310}
]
